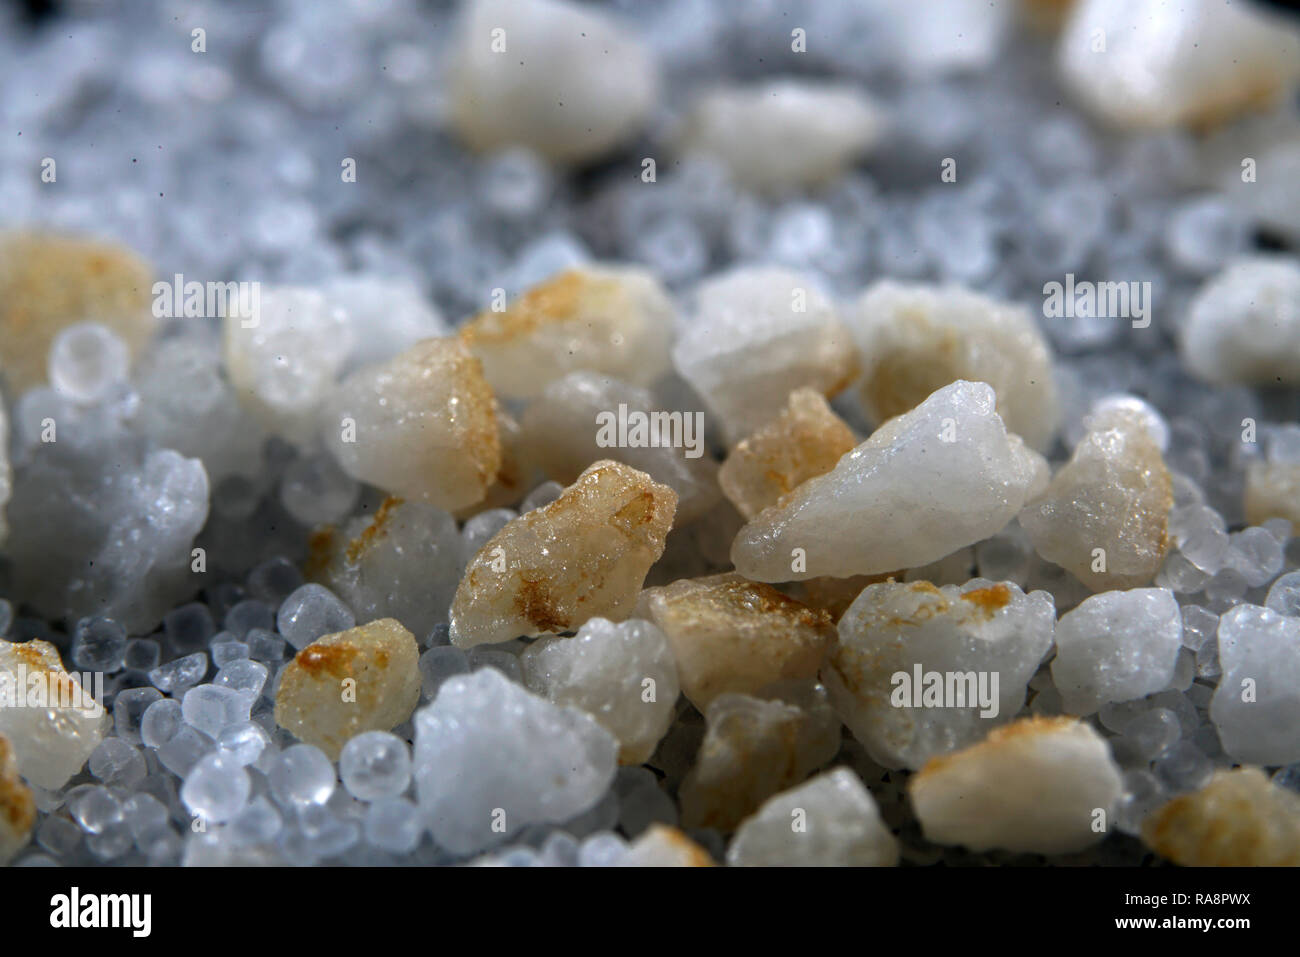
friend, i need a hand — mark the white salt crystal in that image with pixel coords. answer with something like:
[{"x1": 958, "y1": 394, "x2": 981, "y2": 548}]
[
  {"x1": 322, "y1": 274, "x2": 449, "y2": 372},
  {"x1": 732, "y1": 381, "x2": 1049, "y2": 581},
  {"x1": 1050, "y1": 588, "x2": 1183, "y2": 715},
  {"x1": 1210, "y1": 604, "x2": 1300, "y2": 766},
  {"x1": 1182, "y1": 257, "x2": 1300, "y2": 387}
]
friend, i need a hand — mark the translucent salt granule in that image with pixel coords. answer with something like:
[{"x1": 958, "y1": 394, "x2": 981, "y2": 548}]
[
  {"x1": 1210, "y1": 604, "x2": 1300, "y2": 765},
  {"x1": 71, "y1": 617, "x2": 128, "y2": 673},
  {"x1": 47, "y1": 322, "x2": 130, "y2": 403},
  {"x1": 276, "y1": 584, "x2": 355, "y2": 651},
  {"x1": 211, "y1": 639, "x2": 250, "y2": 668},
  {"x1": 182, "y1": 753, "x2": 251, "y2": 824},
  {"x1": 340, "y1": 731, "x2": 412, "y2": 802},
  {"x1": 182, "y1": 684, "x2": 254, "y2": 740},
  {"x1": 269, "y1": 744, "x2": 336, "y2": 808},
  {"x1": 123, "y1": 638, "x2": 161, "y2": 672},
  {"x1": 217, "y1": 722, "x2": 271, "y2": 767},
  {"x1": 321, "y1": 274, "x2": 449, "y2": 372},
  {"x1": 88, "y1": 738, "x2": 147, "y2": 789},
  {"x1": 113, "y1": 687, "x2": 162, "y2": 745},
  {"x1": 364, "y1": 797, "x2": 422, "y2": 853},
  {"x1": 148, "y1": 652, "x2": 209, "y2": 695},
  {"x1": 247, "y1": 556, "x2": 305, "y2": 606},
  {"x1": 1265, "y1": 570, "x2": 1300, "y2": 617},
  {"x1": 419, "y1": 646, "x2": 471, "y2": 700},
  {"x1": 214, "y1": 659, "x2": 270, "y2": 702},
  {"x1": 162, "y1": 602, "x2": 216, "y2": 655},
  {"x1": 140, "y1": 698, "x2": 184, "y2": 749},
  {"x1": 732, "y1": 381, "x2": 1048, "y2": 581},
  {"x1": 279, "y1": 451, "x2": 360, "y2": 527}
]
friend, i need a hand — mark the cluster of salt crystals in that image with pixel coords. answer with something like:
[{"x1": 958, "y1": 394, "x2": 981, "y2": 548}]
[
  {"x1": 672, "y1": 267, "x2": 857, "y2": 444},
  {"x1": 458, "y1": 266, "x2": 676, "y2": 400},
  {"x1": 824, "y1": 580, "x2": 1054, "y2": 770},
  {"x1": 446, "y1": 0, "x2": 658, "y2": 163},
  {"x1": 323, "y1": 337, "x2": 501, "y2": 511},
  {"x1": 1141, "y1": 768, "x2": 1300, "y2": 866},
  {"x1": 450, "y1": 460, "x2": 676, "y2": 647},
  {"x1": 732, "y1": 381, "x2": 1048, "y2": 581},
  {"x1": 1058, "y1": 0, "x2": 1300, "y2": 130},
  {"x1": 717, "y1": 387, "x2": 856, "y2": 520},
  {"x1": 1181, "y1": 257, "x2": 1300, "y2": 387},
  {"x1": 636, "y1": 573, "x2": 836, "y2": 710},
  {"x1": 1020, "y1": 406, "x2": 1173, "y2": 591},
  {"x1": 520, "y1": 371, "x2": 719, "y2": 525},
  {"x1": 678, "y1": 79, "x2": 885, "y2": 193},
  {"x1": 910, "y1": 717, "x2": 1124, "y2": 855}
]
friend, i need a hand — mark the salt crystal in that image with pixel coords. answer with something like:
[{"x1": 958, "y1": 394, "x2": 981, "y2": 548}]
[
  {"x1": 276, "y1": 583, "x2": 355, "y2": 651},
  {"x1": 732, "y1": 381, "x2": 1048, "y2": 581},
  {"x1": 909, "y1": 716, "x2": 1123, "y2": 854},
  {"x1": 1021, "y1": 407, "x2": 1172, "y2": 591},
  {"x1": 450, "y1": 460, "x2": 676, "y2": 647},
  {"x1": 1058, "y1": 0, "x2": 1300, "y2": 129},
  {"x1": 1266, "y1": 570, "x2": 1300, "y2": 617},
  {"x1": 1210, "y1": 604, "x2": 1300, "y2": 765},
  {"x1": 459, "y1": 266, "x2": 676, "y2": 400},
  {"x1": 419, "y1": 646, "x2": 471, "y2": 699},
  {"x1": 140, "y1": 698, "x2": 184, "y2": 749},
  {"x1": 88, "y1": 738, "x2": 147, "y2": 789},
  {"x1": 1142, "y1": 768, "x2": 1300, "y2": 866},
  {"x1": 1245, "y1": 460, "x2": 1300, "y2": 529},
  {"x1": 71, "y1": 617, "x2": 127, "y2": 673},
  {"x1": 447, "y1": 0, "x2": 658, "y2": 163},
  {"x1": 413, "y1": 668, "x2": 617, "y2": 855},
  {"x1": 364, "y1": 797, "x2": 422, "y2": 853},
  {"x1": 718, "y1": 388, "x2": 857, "y2": 520},
  {"x1": 340, "y1": 731, "x2": 411, "y2": 802},
  {"x1": 673, "y1": 267, "x2": 857, "y2": 443},
  {"x1": 1050, "y1": 588, "x2": 1183, "y2": 715},
  {"x1": 0, "y1": 232, "x2": 154, "y2": 394},
  {"x1": 0, "y1": 735, "x2": 35, "y2": 865},
  {"x1": 679, "y1": 79, "x2": 883, "y2": 193},
  {"x1": 727, "y1": 767, "x2": 898, "y2": 867},
  {"x1": 1182, "y1": 257, "x2": 1300, "y2": 386},
  {"x1": 520, "y1": 372, "x2": 718, "y2": 525},
  {"x1": 217, "y1": 722, "x2": 271, "y2": 767},
  {"x1": 214, "y1": 659, "x2": 270, "y2": 702},
  {"x1": 845, "y1": 281, "x2": 1061, "y2": 451},
  {"x1": 825, "y1": 579, "x2": 1054, "y2": 769},
  {"x1": 274, "y1": 618, "x2": 421, "y2": 760},
  {"x1": 268, "y1": 743, "x2": 336, "y2": 808},
  {"x1": 322, "y1": 274, "x2": 449, "y2": 372},
  {"x1": 0, "y1": 639, "x2": 107, "y2": 790},
  {"x1": 148, "y1": 652, "x2": 209, "y2": 695},
  {"x1": 223, "y1": 286, "x2": 352, "y2": 444},
  {"x1": 323, "y1": 337, "x2": 501, "y2": 511},
  {"x1": 679, "y1": 687, "x2": 841, "y2": 831},
  {"x1": 637, "y1": 573, "x2": 835, "y2": 711},
  {"x1": 613, "y1": 825, "x2": 714, "y2": 867},
  {"x1": 279, "y1": 452, "x2": 360, "y2": 527},
  {"x1": 520, "y1": 617, "x2": 679, "y2": 765},
  {"x1": 181, "y1": 752, "x2": 250, "y2": 824}
]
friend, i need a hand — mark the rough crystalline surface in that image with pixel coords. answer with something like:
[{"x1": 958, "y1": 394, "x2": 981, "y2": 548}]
[
  {"x1": 0, "y1": 639, "x2": 107, "y2": 790},
  {"x1": 223, "y1": 286, "x2": 352, "y2": 445},
  {"x1": 520, "y1": 617, "x2": 679, "y2": 765},
  {"x1": 844, "y1": 281, "x2": 1060, "y2": 451},
  {"x1": 414, "y1": 668, "x2": 617, "y2": 855},
  {"x1": 447, "y1": 0, "x2": 658, "y2": 163},
  {"x1": 1058, "y1": 0, "x2": 1300, "y2": 129},
  {"x1": 672, "y1": 267, "x2": 857, "y2": 443},
  {"x1": 718, "y1": 387, "x2": 856, "y2": 520},
  {"x1": 450, "y1": 461, "x2": 676, "y2": 647},
  {"x1": 1020, "y1": 407, "x2": 1172, "y2": 591},
  {"x1": 0, "y1": 232, "x2": 154, "y2": 394},
  {"x1": 614, "y1": 825, "x2": 715, "y2": 866},
  {"x1": 1050, "y1": 588, "x2": 1183, "y2": 716},
  {"x1": 323, "y1": 337, "x2": 501, "y2": 511},
  {"x1": 732, "y1": 381, "x2": 1049, "y2": 581},
  {"x1": 459, "y1": 266, "x2": 676, "y2": 400},
  {"x1": 824, "y1": 579, "x2": 1054, "y2": 770},
  {"x1": 520, "y1": 371, "x2": 718, "y2": 524},
  {"x1": 0, "y1": 734, "x2": 35, "y2": 865},
  {"x1": 1210, "y1": 604, "x2": 1300, "y2": 766},
  {"x1": 1142, "y1": 768, "x2": 1300, "y2": 866},
  {"x1": 679, "y1": 78, "x2": 884, "y2": 193},
  {"x1": 1181, "y1": 257, "x2": 1300, "y2": 386},
  {"x1": 321, "y1": 274, "x2": 450, "y2": 373},
  {"x1": 307, "y1": 498, "x2": 460, "y2": 640},
  {"x1": 637, "y1": 573, "x2": 836, "y2": 710},
  {"x1": 909, "y1": 716, "x2": 1124, "y2": 855},
  {"x1": 274, "y1": 618, "x2": 422, "y2": 760},
  {"x1": 727, "y1": 767, "x2": 899, "y2": 867},
  {"x1": 679, "y1": 686, "x2": 841, "y2": 831}
]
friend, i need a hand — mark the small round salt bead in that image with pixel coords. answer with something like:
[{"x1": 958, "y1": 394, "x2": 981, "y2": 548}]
[
  {"x1": 224, "y1": 599, "x2": 275, "y2": 638},
  {"x1": 48, "y1": 322, "x2": 130, "y2": 402},
  {"x1": 217, "y1": 721, "x2": 271, "y2": 766},
  {"x1": 1123, "y1": 707, "x2": 1181, "y2": 761},
  {"x1": 123, "y1": 638, "x2": 162, "y2": 672},
  {"x1": 339, "y1": 731, "x2": 411, "y2": 801},
  {"x1": 122, "y1": 792, "x2": 169, "y2": 842},
  {"x1": 214, "y1": 658, "x2": 270, "y2": 701},
  {"x1": 364, "y1": 797, "x2": 422, "y2": 853},
  {"x1": 71, "y1": 616, "x2": 128, "y2": 673},
  {"x1": 181, "y1": 753, "x2": 251, "y2": 824},
  {"x1": 1265, "y1": 570, "x2": 1300, "y2": 618},
  {"x1": 269, "y1": 743, "x2": 336, "y2": 807},
  {"x1": 1153, "y1": 741, "x2": 1214, "y2": 794},
  {"x1": 88, "y1": 738, "x2": 147, "y2": 789},
  {"x1": 113, "y1": 686, "x2": 163, "y2": 744},
  {"x1": 247, "y1": 556, "x2": 304, "y2": 605},
  {"x1": 162, "y1": 603, "x2": 217, "y2": 654},
  {"x1": 210, "y1": 638, "x2": 250, "y2": 668},
  {"x1": 279, "y1": 453, "x2": 360, "y2": 526},
  {"x1": 277, "y1": 584, "x2": 355, "y2": 650},
  {"x1": 181, "y1": 683, "x2": 252, "y2": 739},
  {"x1": 140, "y1": 697, "x2": 184, "y2": 748},
  {"x1": 69, "y1": 786, "x2": 124, "y2": 834}
]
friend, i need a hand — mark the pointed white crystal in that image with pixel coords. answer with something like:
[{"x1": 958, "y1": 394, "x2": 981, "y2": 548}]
[
  {"x1": 1050, "y1": 588, "x2": 1182, "y2": 716},
  {"x1": 1210, "y1": 604, "x2": 1300, "y2": 766},
  {"x1": 732, "y1": 381, "x2": 1049, "y2": 581},
  {"x1": 414, "y1": 668, "x2": 618, "y2": 855},
  {"x1": 520, "y1": 617, "x2": 679, "y2": 766},
  {"x1": 844, "y1": 281, "x2": 1060, "y2": 451},
  {"x1": 679, "y1": 79, "x2": 884, "y2": 193},
  {"x1": 672, "y1": 267, "x2": 857, "y2": 443},
  {"x1": 727, "y1": 767, "x2": 898, "y2": 867},
  {"x1": 909, "y1": 716, "x2": 1123, "y2": 854},
  {"x1": 1181, "y1": 257, "x2": 1300, "y2": 387},
  {"x1": 824, "y1": 579, "x2": 1054, "y2": 770}
]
